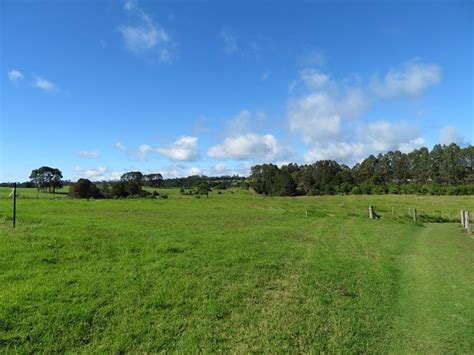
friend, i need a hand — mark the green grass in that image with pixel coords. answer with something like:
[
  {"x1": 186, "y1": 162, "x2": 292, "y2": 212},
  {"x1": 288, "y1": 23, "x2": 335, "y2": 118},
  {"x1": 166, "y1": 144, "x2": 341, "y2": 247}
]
[
  {"x1": 389, "y1": 223, "x2": 474, "y2": 353},
  {"x1": 0, "y1": 188, "x2": 473, "y2": 352}
]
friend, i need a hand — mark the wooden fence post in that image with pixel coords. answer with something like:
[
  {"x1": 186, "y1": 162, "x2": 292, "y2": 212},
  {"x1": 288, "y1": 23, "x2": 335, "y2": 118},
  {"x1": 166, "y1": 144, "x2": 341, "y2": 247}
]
[
  {"x1": 465, "y1": 211, "x2": 471, "y2": 235},
  {"x1": 369, "y1": 206, "x2": 374, "y2": 220},
  {"x1": 413, "y1": 208, "x2": 417, "y2": 223},
  {"x1": 461, "y1": 210, "x2": 465, "y2": 228},
  {"x1": 12, "y1": 183, "x2": 17, "y2": 229}
]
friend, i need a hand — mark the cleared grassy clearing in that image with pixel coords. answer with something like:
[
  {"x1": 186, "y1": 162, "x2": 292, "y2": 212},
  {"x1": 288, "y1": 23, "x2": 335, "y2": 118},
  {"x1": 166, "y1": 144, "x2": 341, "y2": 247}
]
[{"x1": 0, "y1": 189, "x2": 473, "y2": 352}]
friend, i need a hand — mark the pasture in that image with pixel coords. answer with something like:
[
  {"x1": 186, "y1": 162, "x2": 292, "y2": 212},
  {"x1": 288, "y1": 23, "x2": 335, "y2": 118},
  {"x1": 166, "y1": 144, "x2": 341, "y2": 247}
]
[{"x1": 1, "y1": 188, "x2": 473, "y2": 352}]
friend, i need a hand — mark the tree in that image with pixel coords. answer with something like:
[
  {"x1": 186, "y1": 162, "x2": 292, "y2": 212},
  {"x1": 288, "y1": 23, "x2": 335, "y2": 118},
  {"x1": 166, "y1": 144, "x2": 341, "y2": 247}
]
[
  {"x1": 29, "y1": 166, "x2": 63, "y2": 193},
  {"x1": 70, "y1": 179, "x2": 103, "y2": 200},
  {"x1": 275, "y1": 167, "x2": 296, "y2": 196},
  {"x1": 121, "y1": 171, "x2": 144, "y2": 185},
  {"x1": 248, "y1": 144, "x2": 474, "y2": 197},
  {"x1": 111, "y1": 181, "x2": 130, "y2": 198},
  {"x1": 144, "y1": 173, "x2": 163, "y2": 187},
  {"x1": 196, "y1": 181, "x2": 211, "y2": 198}
]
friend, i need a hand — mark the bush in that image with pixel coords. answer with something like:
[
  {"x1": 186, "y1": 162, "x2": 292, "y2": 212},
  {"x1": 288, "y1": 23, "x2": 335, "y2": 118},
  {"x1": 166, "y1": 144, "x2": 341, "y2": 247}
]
[{"x1": 351, "y1": 186, "x2": 362, "y2": 195}]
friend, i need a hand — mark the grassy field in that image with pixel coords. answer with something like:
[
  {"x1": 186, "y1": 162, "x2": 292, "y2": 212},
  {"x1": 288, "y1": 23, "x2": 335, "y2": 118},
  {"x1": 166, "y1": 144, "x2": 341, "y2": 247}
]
[{"x1": 0, "y1": 188, "x2": 473, "y2": 352}]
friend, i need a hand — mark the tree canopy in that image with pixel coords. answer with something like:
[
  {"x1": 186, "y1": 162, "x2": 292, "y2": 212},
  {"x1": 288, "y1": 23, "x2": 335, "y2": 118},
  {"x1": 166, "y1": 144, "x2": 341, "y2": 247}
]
[
  {"x1": 250, "y1": 144, "x2": 474, "y2": 196},
  {"x1": 29, "y1": 166, "x2": 63, "y2": 193},
  {"x1": 69, "y1": 179, "x2": 103, "y2": 200}
]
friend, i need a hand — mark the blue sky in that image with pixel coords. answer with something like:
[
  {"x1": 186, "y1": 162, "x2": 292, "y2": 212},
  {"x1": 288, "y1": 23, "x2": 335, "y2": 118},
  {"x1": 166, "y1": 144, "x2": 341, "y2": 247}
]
[{"x1": 1, "y1": 0, "x2": 472, "y2": 181}]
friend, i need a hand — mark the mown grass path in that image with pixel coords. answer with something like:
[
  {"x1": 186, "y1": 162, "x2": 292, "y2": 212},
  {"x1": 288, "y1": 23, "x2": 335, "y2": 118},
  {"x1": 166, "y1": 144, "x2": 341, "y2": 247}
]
[{"x1": 389, "y1": 223, "x2": 474, "y2": 353}]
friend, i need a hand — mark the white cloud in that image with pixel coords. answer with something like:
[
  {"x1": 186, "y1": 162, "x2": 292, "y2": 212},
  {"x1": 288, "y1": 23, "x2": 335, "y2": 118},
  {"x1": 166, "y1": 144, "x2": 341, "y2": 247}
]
[
  {"x1": 225, "y1": 109, "x2": 265, "y2": 136},
  {"x1": 110, "y1": 171, "x2": 123, "y2": 180},
  {"x1": 208, "y1": 133, "x2": 289, "y2": 161},
  {"x1": 8, "y1": 69, "x2": 23, "y2": 82},
  {"x1": 118, "y1": 0, "x2": 173, "y2": 61},
  {"x1": 77, "y1": 150, "x2": 100, "y2": 158},
  {"x1": 288, "y1": 93, "x2": 340, "y2": 144},
  {"x1": 74, "y1": 166, "x2": 109, "y2": 180},
  {"x1": 299, "y1": 68, "x2": 329, "y2": 89},
  {"x1": 304, "y1": 142, "x2": 367, "y2": 164},
  {"x1": 202, "y1": 162, "x2": 252, "y2": 177},
  {"x1": 33, "y1": 76, "x2": 57, "y2": 92},
  {"x1": 399, "y1": 137, "x2": 426, "y2": 153},
  {"x1": 74, "y1": 166, "x2": 125, "y2": 181},
  {"x1": 157, "y1": 136, "x2": 200, "y2": 161},
  {"x1": 188, "y1": 167, "x2": 201, "y2": 176},
  {"x1": 371, "y1": 60, "x2": 441, "y2": 97},
  {"x1": 288, "y1": 70, "x2": 371, "y2": 145},
  {"x1": 362, "y1": 120, "x2": 424, "y2": 152},
  {"x1": 336, "y1": 88, "x2": 370, "y2": 119},
  {"x1": 438, "y1": 126, "x2": 464, "y2": 145},
  {"x1": 115, "y1": 142, "x2": 126, "y2": 151},
  {"x1": 287, "y1": 62, "x2": 438, "y2": 165},
  {"x1": 157, "y1": 164, "x2": 203, "y2": 178},
  {"x1": 302, "y1": 120, "x2": 426, "y2": 165}
]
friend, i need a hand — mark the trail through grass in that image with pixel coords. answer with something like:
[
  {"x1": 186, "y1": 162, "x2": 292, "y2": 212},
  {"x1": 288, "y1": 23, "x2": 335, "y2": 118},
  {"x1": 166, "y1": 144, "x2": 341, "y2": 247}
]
[{"x1": 389, "y1": 223, "x2": 474, "y2": 353}]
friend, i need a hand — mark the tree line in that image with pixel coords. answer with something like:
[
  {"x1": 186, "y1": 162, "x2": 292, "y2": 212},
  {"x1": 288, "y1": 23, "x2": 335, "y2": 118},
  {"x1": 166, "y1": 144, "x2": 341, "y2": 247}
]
[
  {"x1": 250, "y1": 143, "x2": 474, "y2": 196},
  {"x1": 70, "y1": 171, "x2": 167, "y2": 199},
  {"x1": 4, "y1": 143, "x2": 472, "y2": 198},
  {"x1": 10, "y1": 167, "x2": 246, "y2": 199}
]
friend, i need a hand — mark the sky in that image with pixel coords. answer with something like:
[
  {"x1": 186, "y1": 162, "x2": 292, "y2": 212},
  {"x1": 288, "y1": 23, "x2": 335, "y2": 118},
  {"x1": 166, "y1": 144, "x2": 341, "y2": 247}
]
[{"x1": 1, "y1": 0, "x2": 473, "y2": 182}]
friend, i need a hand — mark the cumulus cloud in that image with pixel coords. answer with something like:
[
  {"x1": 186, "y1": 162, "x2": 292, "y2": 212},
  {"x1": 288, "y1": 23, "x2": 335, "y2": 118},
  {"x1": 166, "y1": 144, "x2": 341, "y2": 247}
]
[
  {"x1": 371, "y1": 60, "x2": 441, "y2": 97},
  {"x1": 288, "y1": 68, "x2": 371, "y2": 145},
  {"x1": 438, "y1": 126, "x2": 464, "y2": 145},
  {"x1": 74, "y1": 166, "x2": 125, "y2": 180},
  {"x1": 74, "y1": 166, "x2": 109, "y2": 180},
  {"x1": 156, "y1": 164, "x2": 203, "y2": 178},
  {"x1": 77, "y1": 150, "x2": 100, "y2": 158},
  {"x1": 208, "y1": 133, "x2": 289, "y2": 161},
  {"x1": 157, "y1": 136, "x2": 200, "y2": 161},
  {"x1": 33, "y1": 76, "x2": 57, "y2": 92},
  {"x1": 118, "y1": 0, "x2": 173, "y2": 61},
  {"x1": 362, "y1": 120, "x2": 425, "y2": 152},
  {"x1": 303, "y1": 120, "x2": 426, "y2": 165},
  {"x1": 288, "y1": 93, "x2": 341, "y2": 143},
  {"x1": 8, "y1": 69, "x2": 23, "y2": 82},
  {"x1": 287, "y1": 60, "x2": 441, "y2": 165},
  {"x1": 304, "y1": 142, "x2": 367, "y2": 164}
]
